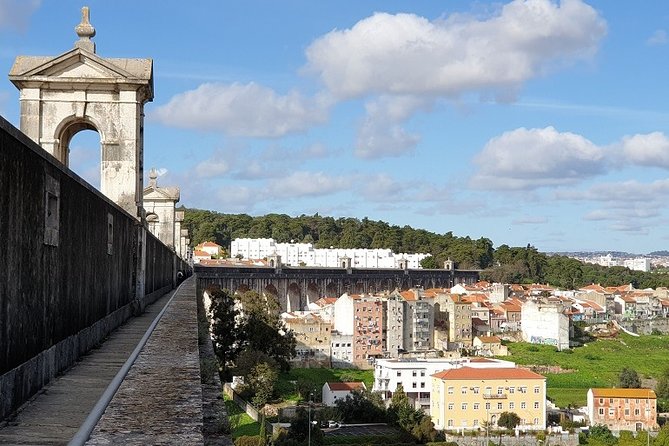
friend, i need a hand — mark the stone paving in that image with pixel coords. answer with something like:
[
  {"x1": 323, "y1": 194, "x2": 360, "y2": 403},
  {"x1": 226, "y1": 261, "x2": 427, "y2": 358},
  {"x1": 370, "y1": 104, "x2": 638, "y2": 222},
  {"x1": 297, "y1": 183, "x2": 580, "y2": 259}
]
[
  {"x1": 86, "y1": 277, "x2": 205, "y2": 445},
  {"x1": 0, "y1": 277, "x2": 218, "y2": 445}
]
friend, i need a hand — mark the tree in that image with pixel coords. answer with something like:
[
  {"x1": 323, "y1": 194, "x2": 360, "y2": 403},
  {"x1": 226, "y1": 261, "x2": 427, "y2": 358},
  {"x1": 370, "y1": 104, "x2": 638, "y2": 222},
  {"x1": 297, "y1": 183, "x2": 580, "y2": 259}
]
[
  {"x1": 248, "y1": 362, "x2": 278, "y2": 408},
  {"x1": 286, "y1": 407, "x2": 323, "y2": 446},
  {"x1": 420, "y1": 255, "x2": 440, "y2": 269},
  {"x1": 208, "y1": 289, "x2": 239, "y2": 371},
  {"x1": 656, "y1": 367, "x2": 669, "y2": 399},
  {"x1": 619, "y1": 367, "x2": 641, "y2": 388},
  {"x1": 497, "y1": 411, "x2": 520, "y2": 430},
  {"x1": 335, "y1": 390, "x2": 386, "y2": 424},
  {"x1": 587, "y1": 424, "x2": 617, "y2": 446}
]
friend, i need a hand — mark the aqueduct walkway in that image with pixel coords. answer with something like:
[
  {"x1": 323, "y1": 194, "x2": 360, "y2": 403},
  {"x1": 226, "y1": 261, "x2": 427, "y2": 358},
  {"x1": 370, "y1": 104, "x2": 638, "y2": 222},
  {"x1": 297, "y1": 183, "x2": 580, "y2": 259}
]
[{"x1": 0, "y1": 277, "x2": 225, "y2": 445}]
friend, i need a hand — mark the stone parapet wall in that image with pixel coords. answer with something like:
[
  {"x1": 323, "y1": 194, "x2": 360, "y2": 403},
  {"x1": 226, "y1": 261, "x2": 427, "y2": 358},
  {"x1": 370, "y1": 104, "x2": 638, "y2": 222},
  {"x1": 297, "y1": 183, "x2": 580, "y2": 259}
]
[{"x1": 0, "y1": 115, "x2": 189, "y2": 420}]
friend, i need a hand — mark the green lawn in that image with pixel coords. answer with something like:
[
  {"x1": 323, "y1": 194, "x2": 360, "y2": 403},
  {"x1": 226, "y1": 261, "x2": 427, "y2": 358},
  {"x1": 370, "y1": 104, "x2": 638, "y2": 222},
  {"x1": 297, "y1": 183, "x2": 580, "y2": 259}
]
[
  {"x1": 224, "y1": 396, "x2": 261, "y2": 438},
  {"x1": 276, "y1": 368, "x2": 375, "y2": 402},
  {"x1": 504, "y1": 333, "x2": 669, "y2": 407}
]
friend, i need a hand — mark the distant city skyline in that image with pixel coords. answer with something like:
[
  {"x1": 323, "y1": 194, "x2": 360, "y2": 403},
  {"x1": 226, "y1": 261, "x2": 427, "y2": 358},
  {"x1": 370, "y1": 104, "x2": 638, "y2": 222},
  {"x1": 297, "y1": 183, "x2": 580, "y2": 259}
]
[{"x1": 1, "y1": 1, "x2": 668, "y2": 253}]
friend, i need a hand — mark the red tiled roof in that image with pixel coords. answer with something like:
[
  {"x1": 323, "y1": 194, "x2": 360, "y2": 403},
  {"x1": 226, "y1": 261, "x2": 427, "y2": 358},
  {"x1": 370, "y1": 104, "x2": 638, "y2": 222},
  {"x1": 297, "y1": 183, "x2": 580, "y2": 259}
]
[
  {"x1": 477, "y1": 335, "x2": 501, "y2": 344},
  {"x1": 326, "y1": 382, "x2": 366, "y2": 392},
  {"x1": 193, "y1": 250, "x2": 210, "y2": 257},
  {"x1": 432, "y1": 367, "x2": 544, "y2": 381},
  {"x1": 590, "y1": 388, "x2": 656, "y2": 399}
]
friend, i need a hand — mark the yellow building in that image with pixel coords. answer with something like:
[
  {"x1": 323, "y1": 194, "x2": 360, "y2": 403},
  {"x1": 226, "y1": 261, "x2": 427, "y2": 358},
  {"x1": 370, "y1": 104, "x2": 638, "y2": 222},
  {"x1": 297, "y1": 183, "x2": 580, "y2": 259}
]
[
  {"x1": 431, "y1": 367, "x2": 546, "y2": 432},
  {"x1": 283, "y1": 313, "x2": 332, "y2": 367}
]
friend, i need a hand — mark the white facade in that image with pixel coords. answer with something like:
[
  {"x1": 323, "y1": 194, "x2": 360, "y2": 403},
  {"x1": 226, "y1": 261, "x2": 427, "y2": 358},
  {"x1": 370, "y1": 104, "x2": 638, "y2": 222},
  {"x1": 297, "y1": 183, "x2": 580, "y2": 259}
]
[
  {"x1": 230, "y1": 238, "x2": 429, "y2": 269},
  {"x1": 333, "y1": 293, "x2": 355, "y2": 335},
  {"x1": 521, "y1": 300, "x2": 570, "y2": 351},
  {"x1": 322, "y1": 382, "x2": 366, "y2": 407},
  {"x1": 331, "y1": 332, "x2": 354, "y2": 368},
  {"x1": 624, "y1": 258, "x2": 651, "y2": 272},
  {"x1": 372, "y1": 357, "x2": 515, "y2": 409}
]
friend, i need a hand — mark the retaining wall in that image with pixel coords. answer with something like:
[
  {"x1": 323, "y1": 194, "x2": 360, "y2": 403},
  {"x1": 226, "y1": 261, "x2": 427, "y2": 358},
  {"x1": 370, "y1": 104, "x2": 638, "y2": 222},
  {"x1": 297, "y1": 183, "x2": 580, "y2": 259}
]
[{"x1": 0, "y1": 115, "x2": 189, "y2": 420}]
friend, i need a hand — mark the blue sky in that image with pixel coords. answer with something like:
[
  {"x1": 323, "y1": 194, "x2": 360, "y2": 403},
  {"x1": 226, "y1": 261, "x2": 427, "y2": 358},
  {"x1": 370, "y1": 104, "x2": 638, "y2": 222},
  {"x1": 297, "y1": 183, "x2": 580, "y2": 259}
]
[{"x1": 1, "y1": 0, "x2": 669, "y2": 254}]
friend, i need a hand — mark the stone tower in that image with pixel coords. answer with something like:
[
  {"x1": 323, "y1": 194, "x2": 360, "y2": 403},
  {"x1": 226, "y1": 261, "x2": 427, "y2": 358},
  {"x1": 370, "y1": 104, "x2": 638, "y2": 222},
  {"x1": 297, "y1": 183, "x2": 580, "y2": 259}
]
[{"x1": 8, "y1": 7, "x2": 154, "y2": 218}]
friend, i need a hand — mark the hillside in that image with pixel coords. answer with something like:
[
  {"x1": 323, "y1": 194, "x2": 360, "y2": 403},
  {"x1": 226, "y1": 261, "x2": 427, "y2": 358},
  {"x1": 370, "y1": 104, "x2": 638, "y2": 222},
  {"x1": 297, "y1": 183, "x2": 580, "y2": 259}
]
[{"x1": 183, "y1": 208, "x2": 669, "y2": 289}]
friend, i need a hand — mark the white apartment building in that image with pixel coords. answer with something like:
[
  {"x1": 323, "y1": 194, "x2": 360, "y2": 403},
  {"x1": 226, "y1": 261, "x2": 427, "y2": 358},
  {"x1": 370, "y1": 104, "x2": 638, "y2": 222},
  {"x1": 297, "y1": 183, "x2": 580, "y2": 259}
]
[
  {"x1": 331, "y1": 331, "x2": 354, "y2": 368},
  {"x1": 623, "y1": 258, "x2": 651, "y2": 272},
  {"x1": 372, "y1": 357, "x2": 515, "y2": 411},
  {"x1": 521, "y1": 300, "x2": 570, "y2": 351},
  {"x1": 230, "y1": 238, "x2": 429, "y2": 269}
]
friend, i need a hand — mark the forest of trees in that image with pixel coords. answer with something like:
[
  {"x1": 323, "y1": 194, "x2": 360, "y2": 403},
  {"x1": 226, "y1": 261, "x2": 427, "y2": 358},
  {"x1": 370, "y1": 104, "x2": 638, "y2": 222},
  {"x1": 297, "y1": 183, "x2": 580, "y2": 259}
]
[{"x1": 183, "y1": 208, "x2": 669, "y2": 290}]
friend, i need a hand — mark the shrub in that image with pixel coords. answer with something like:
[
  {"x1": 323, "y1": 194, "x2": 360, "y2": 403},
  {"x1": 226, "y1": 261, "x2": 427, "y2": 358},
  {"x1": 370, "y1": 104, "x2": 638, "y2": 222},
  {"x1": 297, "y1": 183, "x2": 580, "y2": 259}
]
[{"x1": 234, "y1": 435, "x2": 264, "y2": 446}]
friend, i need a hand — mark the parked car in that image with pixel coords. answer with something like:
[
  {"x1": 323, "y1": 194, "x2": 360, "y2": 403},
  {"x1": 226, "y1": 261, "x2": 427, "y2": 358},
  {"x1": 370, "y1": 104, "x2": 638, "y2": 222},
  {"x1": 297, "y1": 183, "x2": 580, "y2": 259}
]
[{"x1": 328, "y1": 420, "x2": 339, "y2": 428}]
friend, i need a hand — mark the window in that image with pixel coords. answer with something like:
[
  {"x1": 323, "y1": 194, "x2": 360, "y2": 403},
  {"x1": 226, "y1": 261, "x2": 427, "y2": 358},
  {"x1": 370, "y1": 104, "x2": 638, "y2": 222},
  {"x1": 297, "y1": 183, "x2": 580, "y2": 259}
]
[
  {"x1": 625, "y1": 409, "x2": 630, "y2": 416},
  {"x1": 521, "y1": 402, "x2": 526, "y2": 409},
  {"x1": 599, "y1": 398, "x2": 604, "y2": 404},
  {"x1": 420, "y1": 371, "x2": 425, "y2": 377},
  {"x1": 599, "y1": 408, "x2": 604, "y2": 415},
  {"x1": 412, "y1": 371, "x2": 417, "y2": 377},
  {"x1": 447, "y1": 420, "x2": 454, "y2": 427},
  {"x1": 420, "y1": 382, "x2": 425, "y2": 389},
  {"x1": 473, "y1": 387, "x2": 480, "y2": 394},
  {"x1": 397, "y1": 371, "x2": 401, "y2": 377},
  {"x1": 534, "y1": 386, "x2": 540, "y2": 394},
  {"x1": 534, "y1": 402, "x2": 540, "y2": 409},
  {"x1": 533, "y1": 417, "x2": 539, "y2": 425},
  {"x1": 473, "y1": 419, "x2": 479, "y2": 427},
  {"x1": 448, "y1": 403, "x2": 454, "y2": 410},
  {"x1": 497, "y1": 402, "x2": 503, "y2": 410},
  {"x1": 462, "y1": 403, "x2": 467, "y2": 410},
  {"x1": 609, "y1": 398, "x2": 614, "y2": 404},
  {"x1": 474, "y1": 403, "x2": 480, "y2": 410},
  {"x1": 486, "y1": 402, "x2": 491, "y2": 410},
  {"x1": 462, "y1": 387, "x2": 467, "y2": 394},
  {"x1": 508, "y1": 387, "x2": 515, "y2": 394},
  {"x1": 519, "y1": 386, "x2": 527, "y2": 394},
  {"x1": 497, "y1": 387, "x2": 503, "y2": 395},
  {"x1": 485, "y1": 386, "x2": 492, "y2": 395},
  {"x1": 448, "y1": 387, "x2": 454, "y2": 395},
  {"x1": 412, "y1": 382, "x2": 417, "y2": 389},
  {"x1": 635, "y1": 409, "x2": 640, "y2": 416},
  {"x1": 509, "y1": 402, "x2": 515, "y2": 410}
]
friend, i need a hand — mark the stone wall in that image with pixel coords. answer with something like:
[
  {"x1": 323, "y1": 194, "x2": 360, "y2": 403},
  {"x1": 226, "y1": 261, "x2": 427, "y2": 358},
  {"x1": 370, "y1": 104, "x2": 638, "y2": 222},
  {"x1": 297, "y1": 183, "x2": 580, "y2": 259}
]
[
  {"x1": 0, "y1": 115, "x2": 189, "y2": 420},
  {"x1": 441, "y1": 433, "x2": 579, "y2": 446},
  {"x1": 620, "y1": 317, "x2": 669, "y2": 335}
]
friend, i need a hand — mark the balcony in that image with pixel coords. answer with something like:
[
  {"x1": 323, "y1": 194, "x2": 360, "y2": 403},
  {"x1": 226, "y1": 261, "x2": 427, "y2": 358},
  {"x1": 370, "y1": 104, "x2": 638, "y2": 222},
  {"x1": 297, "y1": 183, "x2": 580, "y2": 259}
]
[{"x1": 483, "y1": 394, "x2": 507, "y2": 399}]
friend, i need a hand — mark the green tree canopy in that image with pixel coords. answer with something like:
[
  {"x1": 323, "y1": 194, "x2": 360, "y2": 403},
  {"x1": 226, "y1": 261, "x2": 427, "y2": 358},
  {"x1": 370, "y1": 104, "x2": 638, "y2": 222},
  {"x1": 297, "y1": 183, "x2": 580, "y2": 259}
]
[
  {"x1": 619, "y1": 367, "x2": 642, "y2": 388},
  {"x1": 497, "y1": 411, "x2": 520, "y2": 430}
]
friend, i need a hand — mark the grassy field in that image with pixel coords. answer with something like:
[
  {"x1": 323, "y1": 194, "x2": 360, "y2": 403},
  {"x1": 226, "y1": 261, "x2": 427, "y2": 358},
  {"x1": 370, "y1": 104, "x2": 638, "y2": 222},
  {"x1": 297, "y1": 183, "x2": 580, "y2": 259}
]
[
  {"x1": 224, "y1": 396, "x2": 261, "y2": 438},
  {"x1": 505, "y1": 333, "x2": 669, "y2": 407},
  {"x1": 276, "y1": 368, "x2": 375, "y2": 402}
]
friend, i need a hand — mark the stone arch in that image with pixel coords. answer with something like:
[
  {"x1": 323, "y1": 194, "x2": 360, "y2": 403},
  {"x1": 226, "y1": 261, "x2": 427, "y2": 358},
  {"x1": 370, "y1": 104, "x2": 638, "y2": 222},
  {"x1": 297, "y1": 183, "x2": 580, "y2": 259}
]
[
  {"x1": 325, "y1": 282, "x2": 339, "y2": 298},
  {"x1": 353, "y1": 282, "x2": 365, "y2": 295},
  {"x1": 53, "y1": 115, "x2": 105, "y2": 167},
  {"x1": 235, "y1": 284, "x2": 250, "y2": 295},
  {"x1": 263, "y1": 283, "x2": 278, "y2": 300},
  {"x1": 287, "y1": 282, "x2": 301, "y2": 312},
  {"x1": 306, "y1": 283, "x2": 320, "y2": 305}
]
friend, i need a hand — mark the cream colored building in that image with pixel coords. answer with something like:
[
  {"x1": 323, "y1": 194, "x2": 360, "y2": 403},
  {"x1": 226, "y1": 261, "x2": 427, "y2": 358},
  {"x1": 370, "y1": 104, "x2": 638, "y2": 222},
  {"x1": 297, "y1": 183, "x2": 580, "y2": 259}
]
[
  {"x1": 283, "y1": 312, "x2": 332, "y2": 367},
  {"x1": 431, "y1": 367, "x2": 546, "y2": 432}
]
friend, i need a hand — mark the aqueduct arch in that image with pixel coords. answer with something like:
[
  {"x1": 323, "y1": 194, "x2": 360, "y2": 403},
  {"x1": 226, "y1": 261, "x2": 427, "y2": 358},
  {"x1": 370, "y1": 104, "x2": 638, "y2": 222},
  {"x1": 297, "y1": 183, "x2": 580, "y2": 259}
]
[{"x1": 9, "y1": 7, "x2": 153, "y2": 217}]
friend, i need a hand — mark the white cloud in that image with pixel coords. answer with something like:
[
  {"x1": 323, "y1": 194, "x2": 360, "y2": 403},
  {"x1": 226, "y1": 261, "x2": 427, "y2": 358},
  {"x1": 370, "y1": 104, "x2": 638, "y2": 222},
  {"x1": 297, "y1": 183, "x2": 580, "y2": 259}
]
[
  {"x1": 647, "y1": 30, "x2": 668, "y2": 46},
  {"x1": 619, "y1": 132, "x2": 669, "y2": 169},
  {"x1": 194, "y1": 158, "x2": 229, "y2": 179},
  {"x1": 471, "y1": 126, "x2": 605, "y2": 190},
  {"x1": 513, "y1": 216, "x2": 548, "y2": 225},
  {"x1": 304, "y1": 0, "x2": 606, "y2": 99},
  {"x1": 0, "y1": 0, "x2": 40, "y2": 31},
  {"x1": 267, "y1": 171, "x2": 348, "y2": 198},
  {"x1": 152, "y1": 82, "x2": 330, "y2": 137},
  {"x1": 355, "y1": 96, "x2": 427, "y2": 158}
]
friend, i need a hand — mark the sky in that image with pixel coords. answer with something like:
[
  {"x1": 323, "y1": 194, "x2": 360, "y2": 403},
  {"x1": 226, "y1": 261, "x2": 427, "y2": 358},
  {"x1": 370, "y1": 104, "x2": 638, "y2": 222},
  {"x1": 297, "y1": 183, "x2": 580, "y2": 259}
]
[{"x1": 1, "y1": 0, "x2": 668, "y2": 254}]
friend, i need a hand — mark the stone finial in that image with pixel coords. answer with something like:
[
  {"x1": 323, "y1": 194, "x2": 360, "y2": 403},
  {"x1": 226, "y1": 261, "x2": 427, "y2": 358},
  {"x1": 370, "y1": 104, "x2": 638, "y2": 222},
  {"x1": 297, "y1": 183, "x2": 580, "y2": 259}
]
[
  {"x1": 74, "y1": 6, "x2": 96, "y2": 53},
  {"x1": 149, "y1": 169, "x2": 158, "y2": 188}
]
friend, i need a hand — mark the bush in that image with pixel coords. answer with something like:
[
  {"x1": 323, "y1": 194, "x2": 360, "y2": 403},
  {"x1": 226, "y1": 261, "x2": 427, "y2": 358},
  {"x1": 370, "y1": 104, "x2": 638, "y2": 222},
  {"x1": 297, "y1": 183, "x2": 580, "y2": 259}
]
[{"x1": 234, "y1": 435, "x2": 264, "y2": 446}]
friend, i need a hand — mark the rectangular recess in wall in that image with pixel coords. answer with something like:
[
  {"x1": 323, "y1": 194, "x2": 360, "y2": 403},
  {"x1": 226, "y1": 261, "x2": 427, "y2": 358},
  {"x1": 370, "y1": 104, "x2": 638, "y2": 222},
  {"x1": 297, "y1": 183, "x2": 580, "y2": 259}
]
[
  {"x1": 107, "y1": 213, "x2": 114, "y2": 255},
  {"x1": 44, "y1": 174, "x2": 60, "y2": 246}
]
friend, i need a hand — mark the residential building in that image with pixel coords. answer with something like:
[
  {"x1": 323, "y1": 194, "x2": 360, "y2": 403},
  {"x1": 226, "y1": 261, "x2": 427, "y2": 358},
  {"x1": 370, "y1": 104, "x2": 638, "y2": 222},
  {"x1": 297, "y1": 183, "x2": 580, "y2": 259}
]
[
  {"x1": 401, "y1": 290, "x2": 434, "y2": 352},
  {"x1": 587, "y1": 388, "x2": 658, "y2": 432},
  {"x1": 472, "y1": 335, "x2": 508, "y2": 357},
  {"x1": 195, "y1": 241, "x2": 223, "y2": 257},
  {"x1": 385, "y1": 294, "x2": 405, "y2": 357},
  {"x1": 353, "y1": 296, "x2": 384, "y2": 368},
  {"x1": 431, "y1": 367, "x2": 546, "y2": 432},
  {"x1": 322, "y1": 382, "x2": 366, "y2": 407},
  {"x1": 333, "y1": 293, "x2": 355, "y2": 335},
  {"x1": 444, "y1": 294, "x2": 472, "y2": 350},
  {"x1": 521, "y1": 300, "x2": 570, "y2": 351},
  {"x1": 230, "y1": 237, "x2": 428, "y2": 268},
  {"x1": 373, "y1": 357, "x2": 515, "y2": 411},
  {"x1": 282, "y1": 312, "x2": 332, "y2": 367},
  {"x1": 193, "y1": 249, "x2": 211, "y2": 264},
  {"x1": 498, "y1": 299, "x2": 522, "y2": 331},
  {"x1": 330, "y1": 331, "x2": 353, "y2": 368}
]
